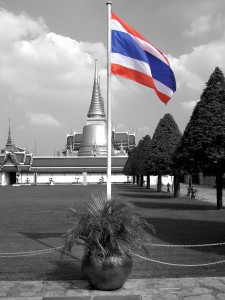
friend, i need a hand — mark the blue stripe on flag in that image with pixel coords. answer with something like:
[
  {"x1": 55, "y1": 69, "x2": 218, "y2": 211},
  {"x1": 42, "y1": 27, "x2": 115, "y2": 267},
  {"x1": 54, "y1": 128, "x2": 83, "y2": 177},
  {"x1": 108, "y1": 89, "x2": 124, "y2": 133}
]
[
  {"x1": 148, "y1": 53, "x2": 176, "y2": 92},
  {"x1": 112, "y1": 30, "x2": 176, "y2": 91},
  {"x1": 112, "y1": 31, "x2": 148, "y2": 64}
]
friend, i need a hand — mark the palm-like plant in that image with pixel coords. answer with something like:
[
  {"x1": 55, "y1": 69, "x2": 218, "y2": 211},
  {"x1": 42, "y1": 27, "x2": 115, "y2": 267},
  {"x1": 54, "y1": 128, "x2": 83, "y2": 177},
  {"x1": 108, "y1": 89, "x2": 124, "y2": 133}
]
[{"x1": 62, "y1": 192, "x2": 154, "y2": 264}]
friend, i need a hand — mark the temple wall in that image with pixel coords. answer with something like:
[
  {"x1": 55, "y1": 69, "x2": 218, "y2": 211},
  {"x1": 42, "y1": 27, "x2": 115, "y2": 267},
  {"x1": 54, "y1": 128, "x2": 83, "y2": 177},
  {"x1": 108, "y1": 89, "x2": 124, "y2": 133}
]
[
  {"x1": 111, "y1": 173, "x2": 130, "y2": 183},
  {"x1": 0, "y1": 172, "x2": 7, "y2": 185},
  {"x1": 16, "y1": 172, "x2": 219, "y2": 187},
  {"x1": 184, "y1": 173, "x2": 216, "y2": 187},
  {"x1": 0, "y1": 172, "x2": 174, "y2": 186},
  {"x1": 0, "y1": 170, "x2": 174, "y2": 187},
  {"x1": 143, "y1": 175, "x2": 173, "y2": 187},
  {"x1": 199, "y1": 173, "x2": 216, "y2": 186},
  {"x1": 36, "y1": 173, "x2": 82, "y2": 185},
  {"x1": 16, "y1": 172, "x2": 129, "y2": 185},
  {"x1": 20, "y1": 173, "x2": 33, "y2": 185}
]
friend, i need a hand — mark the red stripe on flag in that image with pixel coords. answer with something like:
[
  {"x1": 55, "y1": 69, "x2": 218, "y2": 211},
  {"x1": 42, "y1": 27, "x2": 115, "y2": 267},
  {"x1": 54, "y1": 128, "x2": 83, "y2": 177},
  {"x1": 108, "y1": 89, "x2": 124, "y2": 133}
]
[
  {"x1": 112, "y1": 64, "x2": 170, "y2": 104},
  {"x1": 111, "y1": 12, "x2": 170, "y2": 66},
  {"x1": 112, "y1": 64, "x2": 155, "y2": 89},
  {"x1": 154, "y1": 90, "x2": 170, "y2": 104}
]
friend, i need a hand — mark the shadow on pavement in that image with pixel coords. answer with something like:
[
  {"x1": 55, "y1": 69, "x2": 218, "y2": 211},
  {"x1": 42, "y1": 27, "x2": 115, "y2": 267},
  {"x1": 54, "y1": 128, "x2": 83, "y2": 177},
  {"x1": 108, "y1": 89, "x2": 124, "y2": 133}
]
[
  {"x1": 131, "y1": 200, "x2": 215, "y2": 211},
  {"x1": 43, "y1": 259, "x2": 84, "y2": 280},
  {"x1": 144, "y1": 216, "x2": 225, "y2": 255},
  {"x1": 21, "y1": 232, "x2": 63, "y2": 239}
]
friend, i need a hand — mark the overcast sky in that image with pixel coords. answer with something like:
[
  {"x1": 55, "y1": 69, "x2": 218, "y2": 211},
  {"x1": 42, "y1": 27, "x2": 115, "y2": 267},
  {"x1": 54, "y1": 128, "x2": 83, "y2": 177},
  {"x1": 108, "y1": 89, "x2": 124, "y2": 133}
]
[{"x1": 0, "y1": 0, "x2": 225, "y2": 155}]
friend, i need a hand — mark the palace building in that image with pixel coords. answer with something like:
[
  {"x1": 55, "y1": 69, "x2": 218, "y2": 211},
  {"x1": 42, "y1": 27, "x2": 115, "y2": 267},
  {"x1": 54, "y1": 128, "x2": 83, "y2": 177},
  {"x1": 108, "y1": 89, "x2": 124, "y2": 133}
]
[{"x1": 0, "y1": 61, "x2": 135, "y2": 186}]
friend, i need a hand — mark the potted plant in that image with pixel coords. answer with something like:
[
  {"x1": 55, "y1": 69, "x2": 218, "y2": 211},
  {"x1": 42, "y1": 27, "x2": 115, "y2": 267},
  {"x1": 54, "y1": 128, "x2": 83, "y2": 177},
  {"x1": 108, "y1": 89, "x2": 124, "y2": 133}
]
[{"x1": 62, "y1": 192, "x2": 154, "y2": 291}]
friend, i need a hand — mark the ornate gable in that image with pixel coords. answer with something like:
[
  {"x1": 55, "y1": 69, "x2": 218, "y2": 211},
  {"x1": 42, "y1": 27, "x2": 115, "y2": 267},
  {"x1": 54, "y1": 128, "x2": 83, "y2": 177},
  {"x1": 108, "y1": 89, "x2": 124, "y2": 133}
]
[
  {"x1": 0, "y1": 152, "x2": 19, "y2": 171},
  {"x1": 4, "y1": 152, "x2": 19, "y2": 165}
]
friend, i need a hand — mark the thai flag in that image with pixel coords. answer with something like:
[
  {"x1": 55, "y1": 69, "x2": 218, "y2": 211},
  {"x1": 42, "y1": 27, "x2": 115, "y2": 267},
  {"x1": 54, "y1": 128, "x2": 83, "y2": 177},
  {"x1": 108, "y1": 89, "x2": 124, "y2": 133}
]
[{"x1": 111, "y1": 12, "x2": 176, "y2": 104}]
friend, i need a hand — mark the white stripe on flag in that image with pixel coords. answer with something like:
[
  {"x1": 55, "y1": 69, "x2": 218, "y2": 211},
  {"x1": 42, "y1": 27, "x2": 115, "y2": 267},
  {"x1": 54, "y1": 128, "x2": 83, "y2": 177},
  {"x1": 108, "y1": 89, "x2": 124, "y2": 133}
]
[
  {"x1": 111, "y1": 18, "x2": 128, "y2": 33},
  {"x1": 111, "y1": 19, "x2": 168, "y2": 65},
  {"x1": 153, "y1": 78, "x2": 174, "y2": 98},
  {"x1": 111, "y1": 53, "x2": 152, "y2": 77}
]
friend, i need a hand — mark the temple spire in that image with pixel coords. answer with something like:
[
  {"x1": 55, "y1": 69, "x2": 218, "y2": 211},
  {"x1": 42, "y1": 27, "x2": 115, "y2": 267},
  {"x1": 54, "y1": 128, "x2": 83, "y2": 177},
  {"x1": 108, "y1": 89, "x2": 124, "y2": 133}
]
[
  {"x1": 87, "y1": 59, "x2": 105, "y2": 119},
  {"x1": 78, "y1": 60, "x2": 108, "y2": 156},
  {"x1": 6, "y1": 118, "x2": 13, "y2": 147},
  {"x1": 98, "y1": 75, "x2": 105, "y2": 111}
]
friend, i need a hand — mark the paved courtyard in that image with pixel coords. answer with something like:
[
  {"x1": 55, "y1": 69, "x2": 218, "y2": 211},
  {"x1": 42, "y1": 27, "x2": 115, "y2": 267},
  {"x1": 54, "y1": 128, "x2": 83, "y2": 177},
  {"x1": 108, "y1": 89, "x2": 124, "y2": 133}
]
[{"x1": 179, "y1": 183, "x2": 219, "y2": 206}]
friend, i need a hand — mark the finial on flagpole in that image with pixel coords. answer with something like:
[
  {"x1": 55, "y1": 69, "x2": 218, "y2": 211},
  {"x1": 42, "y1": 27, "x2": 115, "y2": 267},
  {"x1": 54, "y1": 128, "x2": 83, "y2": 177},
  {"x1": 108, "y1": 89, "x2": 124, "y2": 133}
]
[{"x1": 106, "y1": 1, "x2": 112, "y2": 5}]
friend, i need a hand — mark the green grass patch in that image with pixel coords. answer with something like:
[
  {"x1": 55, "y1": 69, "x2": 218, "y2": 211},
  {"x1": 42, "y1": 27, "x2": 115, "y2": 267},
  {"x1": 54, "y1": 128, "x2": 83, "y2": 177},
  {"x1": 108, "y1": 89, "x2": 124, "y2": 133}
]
[{"x1": 0, "y1": 184, "x2": 225, "y2": 280}]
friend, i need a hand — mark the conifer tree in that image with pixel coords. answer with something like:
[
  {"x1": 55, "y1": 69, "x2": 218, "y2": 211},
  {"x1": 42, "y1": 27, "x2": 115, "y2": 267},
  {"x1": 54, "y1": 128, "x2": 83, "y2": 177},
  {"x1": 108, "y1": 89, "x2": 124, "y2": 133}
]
[
  {"x1": 123, "y1": 147, "x2": 138, "y2": 184},
  {"x1": 174, "y1": 67, "x2": 225, "y2": 209},
  {"x1": 123, "y1": 136, "x2": 152, "y2": 187},
  {"x1": 136, "y1": 135, "x2": 152, "y2": 188},
  {"x1": 133, "y1": 140, "x2": 143, "y2": 186},
  {"x1": 146, "y1": 113, "x2": 182, "y2": 192}
]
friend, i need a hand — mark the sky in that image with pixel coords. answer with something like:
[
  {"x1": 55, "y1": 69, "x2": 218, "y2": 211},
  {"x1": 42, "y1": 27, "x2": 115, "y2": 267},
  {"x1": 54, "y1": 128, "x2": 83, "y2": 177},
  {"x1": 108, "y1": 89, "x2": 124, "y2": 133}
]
[{"x1": 0, "y1": 0, "x2": 225, "y2": 155}]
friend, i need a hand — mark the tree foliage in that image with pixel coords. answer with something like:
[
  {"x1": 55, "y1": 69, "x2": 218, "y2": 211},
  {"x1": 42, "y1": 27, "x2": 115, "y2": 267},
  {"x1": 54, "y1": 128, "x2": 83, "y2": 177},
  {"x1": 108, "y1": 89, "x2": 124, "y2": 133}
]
[
  {"x1": 135, "y1": 135, "x2": 152, "y2": 176},
  {"x1": 133, "y1": 140, "x2": 143, "y2": 176},
  {"x1": 174, "y1": 67, "x2": 225, "y2": 175},
  {"x1": 173, "y1": 67, "x2": 225, "y2": 208},
  {"x1": 123, "y1": 135, "x2": 152, "y2": 178},
  {"x1": 145, "y1": 113, "x2": 182, "y2": 176},
  {"x1": 123, "y1": 146, "x2": 138, "y2": 176}
]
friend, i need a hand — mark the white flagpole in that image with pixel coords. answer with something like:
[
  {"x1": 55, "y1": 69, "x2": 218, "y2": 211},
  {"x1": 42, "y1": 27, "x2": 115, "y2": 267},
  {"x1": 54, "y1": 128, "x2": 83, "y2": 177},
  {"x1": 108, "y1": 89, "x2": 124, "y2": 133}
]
[{"x1": 106, "y1": 0, "x2": 112, "y2": 200}]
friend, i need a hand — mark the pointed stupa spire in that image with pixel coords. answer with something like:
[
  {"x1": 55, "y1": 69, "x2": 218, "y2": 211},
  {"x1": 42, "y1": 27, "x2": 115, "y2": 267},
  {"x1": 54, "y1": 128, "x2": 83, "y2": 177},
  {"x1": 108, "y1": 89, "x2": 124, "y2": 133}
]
[
  {"x1": 98, "y1": 75, "x2": 105, "y2": 111},
  {"x1": 5, "y1": 118, "x2": 17, "y2": 153},
  {"x1": 6, "y1": 118, "x2": 13, "y2": 146},
  {"x1": 87, "y1": 59, "x2": 106, "y2": 119}
]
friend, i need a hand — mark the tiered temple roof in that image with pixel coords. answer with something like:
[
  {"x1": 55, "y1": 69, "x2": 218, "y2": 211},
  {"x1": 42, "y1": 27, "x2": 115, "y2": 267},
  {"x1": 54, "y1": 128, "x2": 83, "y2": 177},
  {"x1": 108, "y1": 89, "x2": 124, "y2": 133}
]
[
  {"x1": 0, "y1": 123, "x2": 32, "y2": 172},
  {"x1": 87, "y1": 60, "x2": 106, "y2": 119}
]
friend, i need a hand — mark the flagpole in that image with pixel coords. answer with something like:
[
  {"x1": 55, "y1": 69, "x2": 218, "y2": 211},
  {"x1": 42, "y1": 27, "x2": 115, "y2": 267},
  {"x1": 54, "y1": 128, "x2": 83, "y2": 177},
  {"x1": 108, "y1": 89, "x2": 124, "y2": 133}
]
[{"x1": 106, "y1": 0, "x2": 112, "y2": 200}]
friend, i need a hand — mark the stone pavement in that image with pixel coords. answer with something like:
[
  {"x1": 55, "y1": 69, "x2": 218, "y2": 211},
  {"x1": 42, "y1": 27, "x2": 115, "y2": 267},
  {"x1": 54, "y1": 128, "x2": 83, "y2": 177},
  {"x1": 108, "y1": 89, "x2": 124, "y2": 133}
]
[
  {"x1": 2, "y1": 277, "x2": 225, "y2": 299},
  {"x1": 156, "y1": 183, "x2": 218, "y2": 206},
  {"x1": 179, "y1": 183, "x2": 218, "y2": 205}
]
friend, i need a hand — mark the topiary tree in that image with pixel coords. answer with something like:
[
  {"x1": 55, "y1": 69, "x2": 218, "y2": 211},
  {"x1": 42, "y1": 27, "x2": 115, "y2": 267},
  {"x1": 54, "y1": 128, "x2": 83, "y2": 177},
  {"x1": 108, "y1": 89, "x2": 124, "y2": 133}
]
[
  {"x1": 132, "y1": 140, "x2": 143, "y2": 186},
  {"x1": 123, "y1": 146, "x2": 138, "y2": 184},
  {"x1": 135, "y1": 135, "x2": 152, "y2": 188},
  {"x1": 173, "y1": 67, "x2": 225, "y2": 209},
  {"x1": 145, "y1": 113, "x2": 182, "y2": 193}
]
